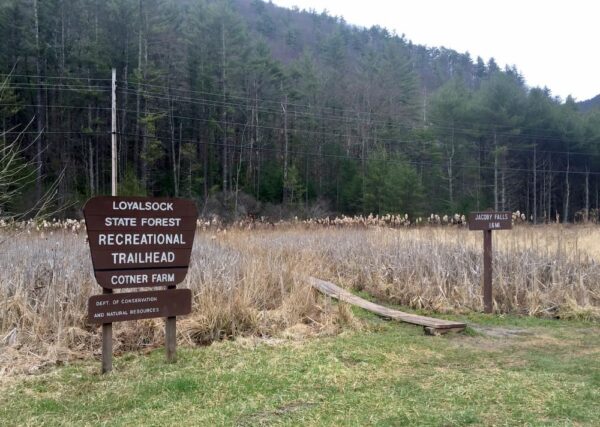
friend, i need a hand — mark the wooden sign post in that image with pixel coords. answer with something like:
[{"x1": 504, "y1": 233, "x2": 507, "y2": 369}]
[
  {"x1": 468, "y1": 211, "x2": 512, "y2": 313},
  {"x1": 84, "y1": 196, "x2": 197, "y2": 373}
]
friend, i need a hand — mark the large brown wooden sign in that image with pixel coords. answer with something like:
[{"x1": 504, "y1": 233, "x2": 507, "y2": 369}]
[
  {"x1": 88, "y1": 289, "x2": 192, "y2": 323},
  {"x1": 468, "y1": 210, "x2": 512, "y2": 314},
  {"x1": 83, "y1": 196, "x2": 198, "y2": 372},
  {"x1": 83, "y1": 196, "x2": 198, "y2": 288}
]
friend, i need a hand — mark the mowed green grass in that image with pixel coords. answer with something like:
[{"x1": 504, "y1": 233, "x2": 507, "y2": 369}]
[{"x1": 1, "y1": 310, "x2": 599, "y2": 426}]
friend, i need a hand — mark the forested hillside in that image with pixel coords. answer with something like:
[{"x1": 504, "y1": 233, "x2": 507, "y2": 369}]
[
  {"x1": 578, "y1": 95, "x2": 600, "y2": 113},
  {"x1": 1, "y1": 0, "x2": 600, "y2": 221}
]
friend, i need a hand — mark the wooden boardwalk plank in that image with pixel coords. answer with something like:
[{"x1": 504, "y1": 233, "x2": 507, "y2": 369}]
[{"x1": 309, "y1": 277, "x2": 466, "y2": 333}]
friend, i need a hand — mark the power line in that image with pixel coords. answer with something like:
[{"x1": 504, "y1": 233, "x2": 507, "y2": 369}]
[
  {"x1": 3, "y1": 72, "x2": 592, "y2": 141},
  {"x1": 115, "y1": 131, "x2": 600, "y2": 177},
  {"x1": 0, "y1": 73, "x2": 111, "y2": 81},
  {"x1": 2, "y1": 74, "x2": 596, "y2": 151},
  {"x1": 4, "y1": 83, "x2": 110, "y2": 90},
  {"x1": 119, "y1": 86, "x2": 600, "y2": 156},
  {"x1": 126, "y1": 79, "x2": 588, "y2": 141},
  {"x1": 3, "y1": 74, "x2": 599, "y2": 159},
  {"x1": 5, "y1": 88, "x2": 596, "y2": 159},
  {"x1": 0, "y1": 103, "x2": 111, "y2": 111},
  {"x1": 0, "y1": 114, "x2": 502, "y2": 165},
  {"x1": 4, "y1": 95, "x2": 600, "y2": 159},
  {"x1": 3, "y1": 86, "x2": 112, "y2": 94},
  {"x1": 114, "y1": 105, "x2": 433, "y2": 145},
  {"x1": 3, "y1": 82, "x2": 110, "y2": 88},
  {"x1": 3, "y1": 107, "x2": 593, "y2": 162},
  {"x1": 117, "y1": 81, "x2": 599, "y2": 147},
  {"x1": 7, "y1": 81, "x2": 415, "y2": 134},
  {"x1": 426, "y1": 120, "x2": 591, "y2": 145},
  {"x1": 116, "y1": 102, "x2": 600, "y2": 159},
  {"x1": 127, "y1": 80, "x2": 392, "y2": 118},
  {"x1": 2, "y1": 130, "x2": 108, "y2": 136},
  {"x1": 116, "y1": 87, "x2": 417, "y2": 132}
]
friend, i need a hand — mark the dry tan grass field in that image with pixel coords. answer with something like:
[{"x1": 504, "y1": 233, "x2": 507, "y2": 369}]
[{"x1": 1, "y1": 223, "x2": 599, "y2": 375}]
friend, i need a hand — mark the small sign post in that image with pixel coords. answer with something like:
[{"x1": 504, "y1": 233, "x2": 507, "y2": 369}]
[
  {"x1": 84, "y1": 196, "x2": 197, "y2": 372},
  {"x1": 468, "y1": 211, "x2": 512, "y2": 313}
]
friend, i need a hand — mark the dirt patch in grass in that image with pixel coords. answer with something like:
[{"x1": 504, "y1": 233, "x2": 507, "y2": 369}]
[
  {"x1": 473, "y1": 326, "x2": 535, "y2": 338},
  {"x1": 235, "y1": 400, "x2": 318, "y2": 426},
  {"x1": 450, "y1": 323, "x2": 600, "y2": 367}
]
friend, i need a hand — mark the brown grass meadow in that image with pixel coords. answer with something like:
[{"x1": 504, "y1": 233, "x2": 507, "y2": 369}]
[{"x1": 1, "y1": 221, "x2": 599, "y2": 375}]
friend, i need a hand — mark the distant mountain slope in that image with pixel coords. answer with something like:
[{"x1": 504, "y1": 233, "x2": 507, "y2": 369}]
[
  {"x1": 234, "y1": 0, "x2": 487, "y2": 94},
  {"x1": 578, "y1": 94, "x2": 600, "y2": 112}
]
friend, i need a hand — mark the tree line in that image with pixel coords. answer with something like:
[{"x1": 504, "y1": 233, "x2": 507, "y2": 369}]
[{"x1": 1, "y1": 0, "x2": 599, "y2": 222}]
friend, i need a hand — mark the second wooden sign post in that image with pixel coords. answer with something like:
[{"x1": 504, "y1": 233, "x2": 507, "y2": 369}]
[{"x1": 468, "y1": 211, "x2": 512, "y2": 313}]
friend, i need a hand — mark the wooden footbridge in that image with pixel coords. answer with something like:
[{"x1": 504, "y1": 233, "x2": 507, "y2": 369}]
[{"x1": 309, "y1": 277, "x2": 466, "y2": 335}]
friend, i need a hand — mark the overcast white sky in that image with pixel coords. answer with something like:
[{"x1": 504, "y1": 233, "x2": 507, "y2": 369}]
[{"x1": 270, "y1": 0, "x2": 600, "y2": 102}]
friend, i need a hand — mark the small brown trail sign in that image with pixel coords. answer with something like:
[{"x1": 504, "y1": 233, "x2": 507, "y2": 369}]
[
  {"x1": 468, "y1": 211, "x2": 512, "y2": 313},
  {"x1": 83, "y1": 196, "x2": 198, "y2": 372},
  {"x1": 467, "y1": 211, "x2": 512, "y2": 231}
]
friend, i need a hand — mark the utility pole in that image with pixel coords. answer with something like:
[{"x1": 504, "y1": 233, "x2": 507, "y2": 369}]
[
  {"x1": 103, "y1": 68, "x2": 117, "y2": 374},
  {"x1": 282, "y1": 94, "x2": 289, "y2": 204},
  {"x1": 533, "y1": 142, "x2": 537, "y2": 224},
  {"x1": 112, "y1": 68, "x2": 117, "y2": 196}
]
